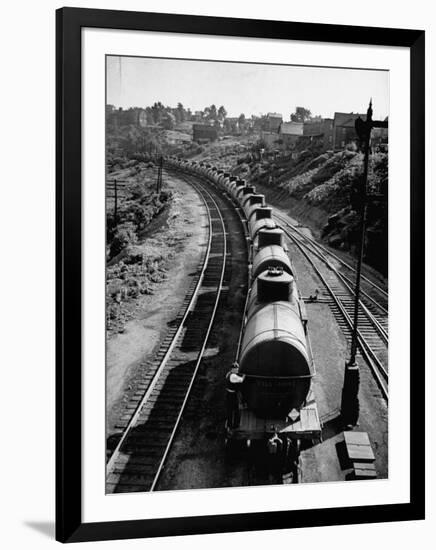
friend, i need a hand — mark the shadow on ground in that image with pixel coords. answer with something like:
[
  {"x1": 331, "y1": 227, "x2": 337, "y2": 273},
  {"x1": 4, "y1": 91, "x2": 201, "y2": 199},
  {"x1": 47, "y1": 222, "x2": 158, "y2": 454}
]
[{"x1": 24, "y1": 521, "x2": 54, "y2": 538}]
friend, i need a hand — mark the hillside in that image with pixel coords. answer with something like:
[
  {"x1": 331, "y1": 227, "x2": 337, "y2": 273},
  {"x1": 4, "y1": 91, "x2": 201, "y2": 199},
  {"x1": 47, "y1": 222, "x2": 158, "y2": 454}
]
[{"x1": 197, "y1": 145, "x2": 388, "y2": 276}]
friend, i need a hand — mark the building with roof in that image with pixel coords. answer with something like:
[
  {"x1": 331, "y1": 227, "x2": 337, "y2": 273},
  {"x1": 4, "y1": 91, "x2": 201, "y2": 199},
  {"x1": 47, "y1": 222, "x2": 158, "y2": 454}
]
[
  {"x1": 332, "y1": 112, "x2": 366, "y2": 150},
  {"x1": 301, "y1": 118, "x2": 334, "y2": 151},
  {"x1": 371, "y1": 116, "x2": 389, "y2": 151},
  {"x1": 266, "y1": 113, "x2": 283, "y2": 132},
  {"x1": 193, "y1": 123, "x2": 218, "y2": 143},
  {"x1": 261, "y1": 131, "x2": 281, "y2": 148},
  {"x1": 277, "y1": 121, "x2": 304, "y2": 150}
]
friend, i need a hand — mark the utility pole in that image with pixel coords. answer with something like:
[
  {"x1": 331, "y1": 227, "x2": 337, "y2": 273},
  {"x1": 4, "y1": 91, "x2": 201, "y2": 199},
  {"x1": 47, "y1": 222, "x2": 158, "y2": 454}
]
[
  {"x1": 114, "y1": 179, "x2": 118, "y2": 226},
  {"x1": 156, "y1": 155, "x2": 163, "y2": 194},
  {"x1": 340, "y1": 99, "x2": 388, "y2": 427}
]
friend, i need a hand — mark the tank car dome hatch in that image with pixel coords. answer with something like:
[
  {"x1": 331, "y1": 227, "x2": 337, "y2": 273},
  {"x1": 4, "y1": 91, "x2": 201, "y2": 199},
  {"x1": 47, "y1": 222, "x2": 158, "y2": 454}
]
[
  {"x1": 243, "y1": 197, "x2": 265, "y2": 220},
  {"x1": 240, "y1": 193, "x2": 253, "y2": 207},
  {"x1": 219, "y1": 172, "x2": 230, "y2": 184},
  {"x1": 257, "y1": 227, "x2": 284, "y2": 248},
  {"x1": 246, "y1": 269, "x2": 299, "y2": 319},
  {"x1": 257, "y1": 268, "x2": 295, "y2": 303},
  {"x1": 237, "y1": 185, "x2": 255, "y2": 200},
  {"x1": 246, "y1": 206, "x2": 272, "y2": 223},
  {"x1": 242, "y1": 193, "x2": 263, "y2": 208},
  {"x1": 238, "y1": 302, "x2": 312, "y2": 415},
  {"x1": 250, "y1": 217, "x2": 277, "y2": 239},
  {"x1": 252, "y1": 245, "x2": 293, "y2": 279},
  {"x1": 229, "y1": 180, "x2": 245, "y2": 196}
]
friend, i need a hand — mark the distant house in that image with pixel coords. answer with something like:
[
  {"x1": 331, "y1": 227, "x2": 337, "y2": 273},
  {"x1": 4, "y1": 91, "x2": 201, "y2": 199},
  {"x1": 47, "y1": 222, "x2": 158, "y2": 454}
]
[
  {"x1": 277, "y1": 121, "x2": 304, "y2": 150},
  {"x1": 164, "y1": 130, "x2": 192, "y2": 145},
  {"x1": 266, "y1": 112, "x2": 283, "y2": 132},
  {"x1": 332, "y1": 112, "x2": 366, "y2": 150},
  {"x1": 193, "y1": 123, "x2": 218, "y2": 143},
  {"x1": 302, "y1": 118, "x2": 334, "y2": 151},
  {"x1": 261, "y1": 131, "x2": 281, "y2": 148},
  {"x1": 175, "y1": 121, "x2": 194, "y2": 133},
  {"x1": 371, "y1": 116, "x2": 389, "y2": 151}
]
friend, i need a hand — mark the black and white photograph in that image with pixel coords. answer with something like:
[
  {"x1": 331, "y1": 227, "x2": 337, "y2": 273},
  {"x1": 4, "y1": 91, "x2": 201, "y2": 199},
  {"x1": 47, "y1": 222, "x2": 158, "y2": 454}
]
[
  {"x1": 0, "y1": 0, "x2": 430, "y2": 546},
  {"x1": 105, "y1": 56, "x2": 389, "y2": 494}
]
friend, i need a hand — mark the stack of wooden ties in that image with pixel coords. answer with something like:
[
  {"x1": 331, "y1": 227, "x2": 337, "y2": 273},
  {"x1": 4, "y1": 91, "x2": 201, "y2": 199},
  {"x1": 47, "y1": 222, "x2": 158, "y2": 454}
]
[{"x1": 343, "y1": 431, "x2": 377, "y2": 480}]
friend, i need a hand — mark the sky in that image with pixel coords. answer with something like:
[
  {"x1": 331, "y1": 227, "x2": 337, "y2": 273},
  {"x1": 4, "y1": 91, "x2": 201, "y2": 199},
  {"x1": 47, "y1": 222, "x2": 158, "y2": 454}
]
[{"x1": 106, "y1": 56, "x2": 389, "y2": 121}]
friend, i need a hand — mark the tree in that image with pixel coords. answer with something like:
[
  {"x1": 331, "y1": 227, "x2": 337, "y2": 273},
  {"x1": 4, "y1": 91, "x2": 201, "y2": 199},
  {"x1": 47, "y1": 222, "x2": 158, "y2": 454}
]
[
  {"x1": 204, "y1": 104, "x2": 217, "y2": 121},
  {"x1": 151, "y1": 101, "x2": 165, "y2": 123},
  {"x1": 238, "y1": 113, "x2": 246, "y2": 125},
  {"x1": 290, "y1": 106, "x2": 312, "y2": 123},
  {"x1": 223, "y1": 119, "x2": 233, "y2": 133},
  {"x1": 218, "y1": 105, "x2": 227, "y2": 120},
  {"x1": 145, "y1": 107, "x2": 154, "y2": 125},
  {"x1": 176, "y1": 102, "x2": 186, "y2": 122}
]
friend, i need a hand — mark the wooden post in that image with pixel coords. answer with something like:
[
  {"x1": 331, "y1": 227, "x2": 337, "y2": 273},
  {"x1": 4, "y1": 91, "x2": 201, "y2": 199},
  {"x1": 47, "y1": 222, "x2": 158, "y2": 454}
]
[
  {"x1": 156, "y1": 155, "x2": 163, "y2": 194},
  {"x1": 114, "y1": 179, "x2": 118, "y2": 225}
]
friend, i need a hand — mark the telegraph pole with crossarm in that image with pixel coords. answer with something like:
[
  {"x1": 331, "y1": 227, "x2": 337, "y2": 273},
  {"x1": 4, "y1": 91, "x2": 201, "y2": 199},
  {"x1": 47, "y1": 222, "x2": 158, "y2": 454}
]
[{"x1": 340, "y1": 100, "x2": 388, "y2": 427}]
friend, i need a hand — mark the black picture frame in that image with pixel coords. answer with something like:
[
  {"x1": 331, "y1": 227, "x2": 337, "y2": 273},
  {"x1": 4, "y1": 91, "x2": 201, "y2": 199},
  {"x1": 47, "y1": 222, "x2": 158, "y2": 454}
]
[{"x1": 56, "y1": 7, "x2": 425, "y2": 543}]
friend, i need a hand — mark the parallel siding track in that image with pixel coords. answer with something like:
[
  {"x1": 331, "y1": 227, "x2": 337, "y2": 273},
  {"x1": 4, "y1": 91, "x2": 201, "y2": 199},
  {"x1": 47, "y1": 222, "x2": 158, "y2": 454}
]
[{"x1": 275, "y1": 214, "x2": 389, "y2": 402}]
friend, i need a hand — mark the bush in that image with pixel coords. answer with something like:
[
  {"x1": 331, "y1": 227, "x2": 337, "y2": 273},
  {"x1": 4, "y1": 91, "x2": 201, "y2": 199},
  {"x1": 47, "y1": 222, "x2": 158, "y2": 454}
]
[{"x1": 110, "y1": 222, "x2": 138, "y2": 258}]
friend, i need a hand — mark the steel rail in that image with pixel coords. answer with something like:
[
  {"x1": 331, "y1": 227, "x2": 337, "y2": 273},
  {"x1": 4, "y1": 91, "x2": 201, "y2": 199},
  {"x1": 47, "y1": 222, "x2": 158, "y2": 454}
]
[
  {"x1": 282, "y1": 225, "x2": 388, "y2": 401},
  {"x1": 106, "y1": 173, "x2": 214, "y2": 475},
  {"x1": 204, "y1": 178, "x2": 251, "y2": 363},
  {"x1": 287, "y1": 225, "x2": 388, "y2": 346},
  {"x1": 149, "y1": 177, "x2": 228, "y2": 491},
  {"x1": 293, "y1": 225, "x2": 389, "y2": 318},
  {"x1": 274, "y1": 211, "x2": 388, "y2": 321},
  {"x1": 174, "y1": 168, "x2": 251, "y2": 363},
  {"x1": 274, "y1": 211, "x2": 388, "y2": 311},
  {"x1": 295, "y1": 219, "x2": 388, "y2": 300}
]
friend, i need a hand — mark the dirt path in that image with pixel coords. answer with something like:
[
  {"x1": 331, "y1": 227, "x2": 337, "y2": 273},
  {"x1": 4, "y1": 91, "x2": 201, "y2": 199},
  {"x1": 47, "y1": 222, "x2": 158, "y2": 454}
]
[{"x1": 106, "y1": 172, "x2": 208, "y2": 436}]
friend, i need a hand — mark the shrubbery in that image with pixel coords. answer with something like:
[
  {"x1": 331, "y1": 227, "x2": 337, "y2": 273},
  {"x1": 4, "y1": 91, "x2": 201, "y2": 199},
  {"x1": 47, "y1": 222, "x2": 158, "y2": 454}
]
[
  {"x1": 110, "y1": 222, "x2": 138, "y2": 258},
  {"x1": 106, "y1": 249, "x2": 170, "y2": 331},
  {"x1": 106, "y1": 159, "x2": 173, "y2": 260}
]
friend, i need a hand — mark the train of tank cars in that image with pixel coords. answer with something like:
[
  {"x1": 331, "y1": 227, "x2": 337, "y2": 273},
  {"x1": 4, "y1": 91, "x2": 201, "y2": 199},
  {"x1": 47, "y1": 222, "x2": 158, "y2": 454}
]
[{"x1": 166, "y1": 157, "x2": 322, "y2": 482}]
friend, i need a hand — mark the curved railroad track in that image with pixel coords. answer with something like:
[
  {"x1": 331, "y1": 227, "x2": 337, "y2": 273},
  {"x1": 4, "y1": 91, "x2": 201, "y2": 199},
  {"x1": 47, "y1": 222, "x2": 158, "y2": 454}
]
[
  {"x1": 274, "y1": 213, "x2": 389, "y2": 402},
  {"x1": 106, "y1": 176, "x2": 229, "y2": 493}
]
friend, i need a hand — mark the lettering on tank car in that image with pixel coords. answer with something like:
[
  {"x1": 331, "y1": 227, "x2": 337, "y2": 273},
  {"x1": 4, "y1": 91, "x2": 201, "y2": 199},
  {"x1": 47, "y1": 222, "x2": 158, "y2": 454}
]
[{"x1": 255, "y1": 379, "x2": 298, "y2": 389}]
